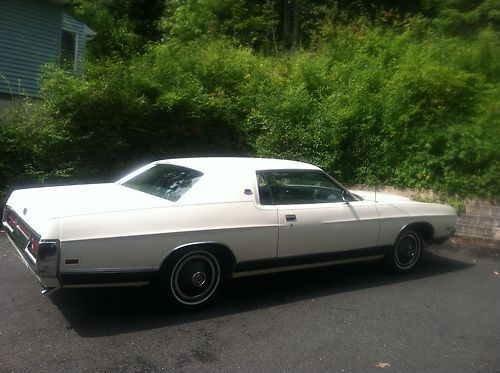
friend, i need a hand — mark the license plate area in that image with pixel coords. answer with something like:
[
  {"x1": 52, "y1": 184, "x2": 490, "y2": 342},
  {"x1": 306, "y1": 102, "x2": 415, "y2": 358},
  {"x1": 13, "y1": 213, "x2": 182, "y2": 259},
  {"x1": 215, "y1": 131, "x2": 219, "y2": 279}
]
[{"x1": 11, "y1": 227, "x2": 29, "y2": 251}]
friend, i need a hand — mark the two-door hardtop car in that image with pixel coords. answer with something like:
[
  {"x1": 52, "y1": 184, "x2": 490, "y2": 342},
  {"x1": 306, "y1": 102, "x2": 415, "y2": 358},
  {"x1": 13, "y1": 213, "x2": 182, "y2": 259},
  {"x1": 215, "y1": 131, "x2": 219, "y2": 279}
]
[{"x1": 2, "y1": 157, "x2": 457, "y2": 308}]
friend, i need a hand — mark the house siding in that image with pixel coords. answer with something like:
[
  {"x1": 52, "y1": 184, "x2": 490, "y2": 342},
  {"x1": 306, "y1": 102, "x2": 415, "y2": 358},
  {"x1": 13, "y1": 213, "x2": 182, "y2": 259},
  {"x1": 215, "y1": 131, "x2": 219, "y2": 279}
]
[{"x1": 0, "y1": 0, "x2": 63, "y2": 97}]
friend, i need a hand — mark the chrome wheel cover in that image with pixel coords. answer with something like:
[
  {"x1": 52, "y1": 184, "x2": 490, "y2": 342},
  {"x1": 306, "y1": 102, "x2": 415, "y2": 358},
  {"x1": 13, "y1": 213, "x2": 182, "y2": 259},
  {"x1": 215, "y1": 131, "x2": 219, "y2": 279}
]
[{"x1": 170, "y1": 251, "x2": 221, "y2": 306}]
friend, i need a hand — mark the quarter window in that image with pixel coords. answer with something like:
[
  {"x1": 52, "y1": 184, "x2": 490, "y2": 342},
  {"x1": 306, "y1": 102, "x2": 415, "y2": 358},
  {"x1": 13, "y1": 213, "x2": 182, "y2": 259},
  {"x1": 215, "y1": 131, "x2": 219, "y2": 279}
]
[
  {"x1": 122, "y1": 164, "x2": 203, "y2": 202},
  {"x1": 258, "y1": 171, "x2": 349, "y2": 205}
]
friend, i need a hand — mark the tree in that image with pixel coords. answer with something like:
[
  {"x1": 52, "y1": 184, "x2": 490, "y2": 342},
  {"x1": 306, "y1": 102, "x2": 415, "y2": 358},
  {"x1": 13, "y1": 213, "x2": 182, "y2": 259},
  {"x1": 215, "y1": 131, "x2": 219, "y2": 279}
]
[{"x1": 69, "y1": 0, "x2": 166, "y2": 59}]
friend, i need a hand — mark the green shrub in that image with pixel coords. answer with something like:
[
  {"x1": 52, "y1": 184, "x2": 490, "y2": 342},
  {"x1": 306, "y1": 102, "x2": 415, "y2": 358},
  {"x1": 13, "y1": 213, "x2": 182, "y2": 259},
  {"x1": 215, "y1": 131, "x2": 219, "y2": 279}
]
[{"x1": 1, "y1": 9, "x2": 498, "y2": 202}]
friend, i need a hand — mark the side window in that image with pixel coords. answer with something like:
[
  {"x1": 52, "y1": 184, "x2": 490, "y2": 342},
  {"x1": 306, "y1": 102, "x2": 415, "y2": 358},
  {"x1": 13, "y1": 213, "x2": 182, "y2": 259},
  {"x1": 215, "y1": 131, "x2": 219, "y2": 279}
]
[
  {"x1": 259, "y1": 171, "x2": 346, "y2": 205},
  {"x1": 122, "y1": 164, "x2": 203, "y2": 202},
  {"x1": 257, "y1": 173, "x2": 273, "y2": 205}
]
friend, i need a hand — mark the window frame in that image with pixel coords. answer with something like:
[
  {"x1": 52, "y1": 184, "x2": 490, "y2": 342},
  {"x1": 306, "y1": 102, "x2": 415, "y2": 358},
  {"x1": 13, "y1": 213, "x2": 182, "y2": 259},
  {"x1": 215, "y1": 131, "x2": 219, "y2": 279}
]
[{"x1": 256, "y1": 169, "x2": 358, "y2": 206}]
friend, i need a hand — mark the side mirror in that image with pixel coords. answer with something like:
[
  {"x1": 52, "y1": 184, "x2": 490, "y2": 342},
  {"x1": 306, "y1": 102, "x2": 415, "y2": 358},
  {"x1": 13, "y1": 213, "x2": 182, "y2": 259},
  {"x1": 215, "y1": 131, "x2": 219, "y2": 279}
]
[{"x1": 341, "y1": 190, "x2": 350, "y2": 204}]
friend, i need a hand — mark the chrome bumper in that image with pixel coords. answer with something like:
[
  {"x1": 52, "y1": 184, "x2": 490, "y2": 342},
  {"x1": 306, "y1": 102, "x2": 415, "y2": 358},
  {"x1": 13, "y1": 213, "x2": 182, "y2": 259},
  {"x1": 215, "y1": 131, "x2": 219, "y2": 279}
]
[{"x1": 2, "y1": 208, "x2": 61, "y2": 288}]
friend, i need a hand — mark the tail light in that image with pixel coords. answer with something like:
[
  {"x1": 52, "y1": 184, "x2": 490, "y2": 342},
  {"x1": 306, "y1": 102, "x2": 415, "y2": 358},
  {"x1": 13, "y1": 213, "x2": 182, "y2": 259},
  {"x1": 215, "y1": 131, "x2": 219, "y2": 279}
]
[
  {"x1": 36, "y1": 241, "x2": 59, "y2": 277},
  {"x1": 3, "y1": 209, "x2": 40, "y2": 259},
  {"x1": 30, "y1": 239, "x2": 40, "y2": 257}
]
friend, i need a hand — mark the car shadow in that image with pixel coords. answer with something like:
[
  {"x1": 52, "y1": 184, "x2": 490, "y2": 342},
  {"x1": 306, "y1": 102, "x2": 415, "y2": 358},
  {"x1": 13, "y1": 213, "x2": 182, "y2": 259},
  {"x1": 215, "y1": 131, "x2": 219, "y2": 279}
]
[{"x1": 48, "y1": 252, "x2": 473, "y2": 338}]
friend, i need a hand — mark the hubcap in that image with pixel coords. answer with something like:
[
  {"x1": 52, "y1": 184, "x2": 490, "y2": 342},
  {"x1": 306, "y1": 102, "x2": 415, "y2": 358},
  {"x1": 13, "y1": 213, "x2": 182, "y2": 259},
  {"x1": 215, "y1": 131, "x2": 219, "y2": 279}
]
[
  {"x1": 395, "y1": 233, "x2": 421, "y2": 269},
  {"x1": 407, "y1": 247, "x2": 416, "y2": 258},
  {"x1": 192, "y1": 271, "x2": 207, "y2": 287},
  {"x1": 171, "y1": 252, "x2": 221, "y2": 306}
]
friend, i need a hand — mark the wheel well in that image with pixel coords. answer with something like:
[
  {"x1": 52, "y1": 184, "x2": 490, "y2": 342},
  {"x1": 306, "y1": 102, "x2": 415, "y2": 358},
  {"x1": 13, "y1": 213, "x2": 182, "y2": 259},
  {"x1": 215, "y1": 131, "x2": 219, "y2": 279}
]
[
  {"x1": 161, "y1": 243, "x2": 236, "y2": 278},
  {"x1": 402, "y1": 222, "x2": 434, "y2": 242}
]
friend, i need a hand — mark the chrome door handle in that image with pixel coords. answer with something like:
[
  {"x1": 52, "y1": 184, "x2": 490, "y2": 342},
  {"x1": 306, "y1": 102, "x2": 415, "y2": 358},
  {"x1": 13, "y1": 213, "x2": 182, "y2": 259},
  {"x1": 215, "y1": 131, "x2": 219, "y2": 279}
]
[{"x1": 285, "y1": 214, "x2": 297, "y2": 222}]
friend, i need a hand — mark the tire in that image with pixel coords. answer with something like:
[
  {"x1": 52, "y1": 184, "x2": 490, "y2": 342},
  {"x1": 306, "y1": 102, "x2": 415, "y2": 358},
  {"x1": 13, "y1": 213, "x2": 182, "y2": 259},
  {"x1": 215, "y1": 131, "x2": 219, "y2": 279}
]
[
  {"x1": 158, "y1": 249, "x2": 222, "y2": 310},
  {"x1": 387, "y1": 230, "x2": 423, "y2": 272}
]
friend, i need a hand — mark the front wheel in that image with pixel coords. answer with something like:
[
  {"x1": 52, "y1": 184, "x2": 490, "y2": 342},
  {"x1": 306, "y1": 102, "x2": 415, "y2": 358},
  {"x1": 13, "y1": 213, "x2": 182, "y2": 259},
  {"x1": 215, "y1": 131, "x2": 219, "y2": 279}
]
[
  {"x1": 387, "y1": 230, "x2": 423, "y2": 272},
  {"x1": 158, "y1": 250, "x2": 222, "y2": 310}
]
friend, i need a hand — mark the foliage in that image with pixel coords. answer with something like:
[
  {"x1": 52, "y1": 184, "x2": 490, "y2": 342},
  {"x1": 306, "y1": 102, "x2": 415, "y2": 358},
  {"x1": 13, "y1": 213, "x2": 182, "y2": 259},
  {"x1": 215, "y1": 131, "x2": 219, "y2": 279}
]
[
  {"x1": 161, "y1": 0, "x2": 279, "y2": 51},
  {"x1": 248, "y1": 18, "x2": 499, "y2": 198},
  {"x1": 0, "y1": 0, "x2": 499, "y2": 201},
  {"x1": 69, "y1": 0, "x2": 165, "y2": 58},
  {"x1": 0, "y1": 99, "x2": 76, "y2": 197}
]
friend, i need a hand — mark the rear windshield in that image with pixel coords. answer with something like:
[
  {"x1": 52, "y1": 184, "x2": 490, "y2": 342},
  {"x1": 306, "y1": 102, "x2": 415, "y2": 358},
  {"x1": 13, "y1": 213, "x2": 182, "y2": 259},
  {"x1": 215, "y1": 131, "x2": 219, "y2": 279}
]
[{"x1": 122, "y1": 164, "x2": 203, "y2": 202}]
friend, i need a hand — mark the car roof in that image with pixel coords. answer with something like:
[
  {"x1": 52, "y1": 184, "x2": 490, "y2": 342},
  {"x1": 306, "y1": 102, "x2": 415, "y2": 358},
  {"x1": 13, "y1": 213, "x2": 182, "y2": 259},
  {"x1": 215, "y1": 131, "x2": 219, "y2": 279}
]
[
  {"x1": 157, "y1": 157, "x2": 320, "y2": 173},
  {"x1": 116, "y1": 157, "x2": 323, "y2": 204}
]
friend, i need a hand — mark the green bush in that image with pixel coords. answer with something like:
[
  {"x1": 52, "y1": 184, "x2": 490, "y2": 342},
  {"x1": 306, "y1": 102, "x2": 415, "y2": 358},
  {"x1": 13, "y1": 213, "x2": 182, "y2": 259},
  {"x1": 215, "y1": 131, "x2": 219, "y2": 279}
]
[{"x1": 1, "y1": 7, "x2": 498, "y2": 202}]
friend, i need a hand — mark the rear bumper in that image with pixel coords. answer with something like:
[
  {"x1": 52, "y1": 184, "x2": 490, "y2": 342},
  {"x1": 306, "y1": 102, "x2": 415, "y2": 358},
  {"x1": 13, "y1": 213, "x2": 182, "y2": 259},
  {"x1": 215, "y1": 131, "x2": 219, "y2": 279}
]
[
  {"x1": 2, "y1": 207, "x2": 61, "y2": 288},
  {"x1": 5, "y1": 233, "x2": 61, "y2": 288}
]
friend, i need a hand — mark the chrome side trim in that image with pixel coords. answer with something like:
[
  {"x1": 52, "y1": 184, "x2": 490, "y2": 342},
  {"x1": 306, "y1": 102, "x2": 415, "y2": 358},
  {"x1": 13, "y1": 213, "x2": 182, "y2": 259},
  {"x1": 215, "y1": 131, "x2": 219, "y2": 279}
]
[
  {"x1": 232, "y1": 254, "x2": 384, "y2": 278},
  {"x1": 59, "y1": 268, "x2": 156, "y2": 286},
  {"x1": 2, "y1": 220, "x2": 14, "y2": 233},
  {"x1": 398, "y1": 222, "x2": 434, "y2": 243},
  {"x1": 41, "y1": 287, "x2": 60, "y2": 296},
  {"x1": 159, "y1": 241, "x2": 231, "y2": 269},
  {"x1": 63, "y1": 282, "x2": 150, "y2": 288}
]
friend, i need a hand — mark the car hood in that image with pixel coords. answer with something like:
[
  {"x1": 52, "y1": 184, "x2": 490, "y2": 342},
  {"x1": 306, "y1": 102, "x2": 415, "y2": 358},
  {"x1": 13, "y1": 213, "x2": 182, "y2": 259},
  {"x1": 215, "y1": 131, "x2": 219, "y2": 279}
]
[
  {"x1": 350, "y1": 190, "x2": 412, "y2": 203},
  {"x1": 6, "y1": 183, "x2": 171, "y2": 234}
]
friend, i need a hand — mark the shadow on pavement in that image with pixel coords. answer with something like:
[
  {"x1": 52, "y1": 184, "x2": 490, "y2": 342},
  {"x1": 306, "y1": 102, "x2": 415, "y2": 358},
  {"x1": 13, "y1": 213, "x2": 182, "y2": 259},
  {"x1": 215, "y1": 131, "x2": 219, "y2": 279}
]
[{"x1": 49, "y1": 252, "x2": 472, "y2": 338}]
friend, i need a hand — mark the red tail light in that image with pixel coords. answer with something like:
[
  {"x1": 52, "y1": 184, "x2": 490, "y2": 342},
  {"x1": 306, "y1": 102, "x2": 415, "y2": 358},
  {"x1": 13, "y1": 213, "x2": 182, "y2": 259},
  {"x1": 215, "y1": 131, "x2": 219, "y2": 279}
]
[
  {"x1": 7, "y1": 214, "x2": 17, "y2": 229},
  {"x1": 31, "y1": 239, "x2": 39, "y2": 256}
]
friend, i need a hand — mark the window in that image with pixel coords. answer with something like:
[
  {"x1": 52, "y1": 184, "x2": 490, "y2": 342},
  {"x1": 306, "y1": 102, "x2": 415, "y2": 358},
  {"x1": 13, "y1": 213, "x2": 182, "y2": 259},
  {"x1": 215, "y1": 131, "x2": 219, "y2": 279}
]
[
  {"x1": 61, "y1": 30, "x2": 76, "y2": 72},
  {"x1": 122, "y1": 164, "x2": 203, "y2": 202},
  {"x1": 258, "y1": 171, "x2": 351, "y2": 205},
  {"x1": 257, "y1": 174, "x2": 273, "y2": 205}
]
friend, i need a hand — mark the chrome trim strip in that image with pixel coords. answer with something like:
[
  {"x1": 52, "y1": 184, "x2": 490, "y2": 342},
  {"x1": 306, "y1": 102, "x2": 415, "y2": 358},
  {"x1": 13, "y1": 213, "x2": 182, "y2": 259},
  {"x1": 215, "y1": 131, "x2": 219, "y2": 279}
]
[
  {"x1": 15, "y1": 224, "x2": 30, "y2": 240},
  {"x1": 63, "y1": 282, "x2": 150, "y2": 288},
  {"x1": 2, "y1": 221, "x2": 14, "y2": 233},
  {"x1": 24, "y1": 247, "x2": 36, "y2": 264},
  {"x1": 159, "y1": 241, "x2": 228, "y2": 268},
  {"x1": 59, "y1": 269, "x2": 156, "y2": 285},
  {"x1": 60, "y1": 266, "x2": 156, "y2": 273},
  {"x1": 232, "y1": 255, "x2": 384, "y2": 278}
]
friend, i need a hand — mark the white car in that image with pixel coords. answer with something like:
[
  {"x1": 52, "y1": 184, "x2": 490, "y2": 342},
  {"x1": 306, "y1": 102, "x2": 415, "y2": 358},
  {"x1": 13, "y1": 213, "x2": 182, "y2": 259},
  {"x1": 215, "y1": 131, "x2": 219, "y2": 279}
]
[{"x1": 2, "y1": 157, "x2": 457, "y2": 309}]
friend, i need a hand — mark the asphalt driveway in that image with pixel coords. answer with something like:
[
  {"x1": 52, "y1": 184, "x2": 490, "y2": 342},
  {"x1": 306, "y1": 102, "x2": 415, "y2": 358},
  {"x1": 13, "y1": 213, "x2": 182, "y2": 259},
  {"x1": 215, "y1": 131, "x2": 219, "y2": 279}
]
[{"x1": 0, "y1": 234, "x2": 499, "y2": 372}]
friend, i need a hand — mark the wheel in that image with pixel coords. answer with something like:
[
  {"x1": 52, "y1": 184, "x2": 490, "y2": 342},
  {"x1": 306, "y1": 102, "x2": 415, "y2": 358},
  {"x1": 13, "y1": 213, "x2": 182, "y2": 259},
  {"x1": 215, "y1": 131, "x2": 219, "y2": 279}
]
[
  {"x1": 158, "y1": 250, "x2": 222, "y2": 310},
  {"x1": 387, "y1": 230, "x2": 423, "y2": 272}
]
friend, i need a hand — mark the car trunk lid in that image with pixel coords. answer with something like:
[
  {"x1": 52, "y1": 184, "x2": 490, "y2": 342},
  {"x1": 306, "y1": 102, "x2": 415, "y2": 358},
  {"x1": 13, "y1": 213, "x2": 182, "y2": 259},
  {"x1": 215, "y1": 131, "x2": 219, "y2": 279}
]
[{"x1": 5, "y1": 183, "x2": 171, "y2": 235}]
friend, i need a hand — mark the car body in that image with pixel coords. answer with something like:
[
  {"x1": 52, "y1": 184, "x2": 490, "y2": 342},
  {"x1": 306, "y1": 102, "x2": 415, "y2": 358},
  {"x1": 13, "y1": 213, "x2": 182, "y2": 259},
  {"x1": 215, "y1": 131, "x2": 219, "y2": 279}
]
[{"x1": 2, "y1": 157, "x2": 457, "y2": 308}]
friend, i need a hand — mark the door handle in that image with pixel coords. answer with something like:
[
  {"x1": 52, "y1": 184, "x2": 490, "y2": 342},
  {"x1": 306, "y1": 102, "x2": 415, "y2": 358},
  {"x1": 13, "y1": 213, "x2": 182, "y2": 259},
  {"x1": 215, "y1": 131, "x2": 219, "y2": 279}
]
[{"x1": 285, "y1": 214, "x2": 297, "y2": 222}]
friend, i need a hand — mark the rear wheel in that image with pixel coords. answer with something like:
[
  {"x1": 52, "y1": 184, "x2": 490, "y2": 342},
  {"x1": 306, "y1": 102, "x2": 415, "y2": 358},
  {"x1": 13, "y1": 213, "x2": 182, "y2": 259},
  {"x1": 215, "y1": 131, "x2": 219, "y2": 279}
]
[
  {"x1": 387, "y1": 230, "x2": 423, "y2": 272},
  {"x1": 158, "y1": 250, "x2": 222, "y2": 310}
]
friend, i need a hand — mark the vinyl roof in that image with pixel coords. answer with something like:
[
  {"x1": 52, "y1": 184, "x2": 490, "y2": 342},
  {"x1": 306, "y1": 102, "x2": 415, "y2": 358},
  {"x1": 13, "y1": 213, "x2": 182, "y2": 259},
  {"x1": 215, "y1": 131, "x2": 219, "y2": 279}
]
[{"x1": 159, "y1": 157, "x2": 320, "y2": 173}]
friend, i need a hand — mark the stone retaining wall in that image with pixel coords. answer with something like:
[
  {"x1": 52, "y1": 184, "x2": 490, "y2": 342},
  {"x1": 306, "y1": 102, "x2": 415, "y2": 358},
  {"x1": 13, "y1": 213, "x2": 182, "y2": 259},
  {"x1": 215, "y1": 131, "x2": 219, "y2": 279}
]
[{"x1": 456, "y1": 203, "x2": 500, "y2": 242}]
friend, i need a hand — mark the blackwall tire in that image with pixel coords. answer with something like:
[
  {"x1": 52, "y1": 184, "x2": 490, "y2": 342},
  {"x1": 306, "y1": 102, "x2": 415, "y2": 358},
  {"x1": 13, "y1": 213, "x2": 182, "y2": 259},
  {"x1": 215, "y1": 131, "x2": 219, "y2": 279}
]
[
  {"x1": 159, "y1": 250, "x2": 222, "y2": 310},
  {"x1": 388, "y1": 230, "x2": 423, "y2": 273}
]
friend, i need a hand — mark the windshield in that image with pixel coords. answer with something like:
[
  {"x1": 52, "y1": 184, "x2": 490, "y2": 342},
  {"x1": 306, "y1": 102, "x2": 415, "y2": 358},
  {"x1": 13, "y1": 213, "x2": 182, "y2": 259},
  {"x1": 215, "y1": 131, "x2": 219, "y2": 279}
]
[{"x1": 121, "y1": 164, "x2": 203, "y2": 202}]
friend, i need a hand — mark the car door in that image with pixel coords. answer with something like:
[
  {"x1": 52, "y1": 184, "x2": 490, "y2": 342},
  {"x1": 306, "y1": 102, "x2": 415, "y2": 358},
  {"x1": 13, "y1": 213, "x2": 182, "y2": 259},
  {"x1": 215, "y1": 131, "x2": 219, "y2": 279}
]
[{"x1": 258, "y1": 170, "x2": 380, "y2": 258}]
